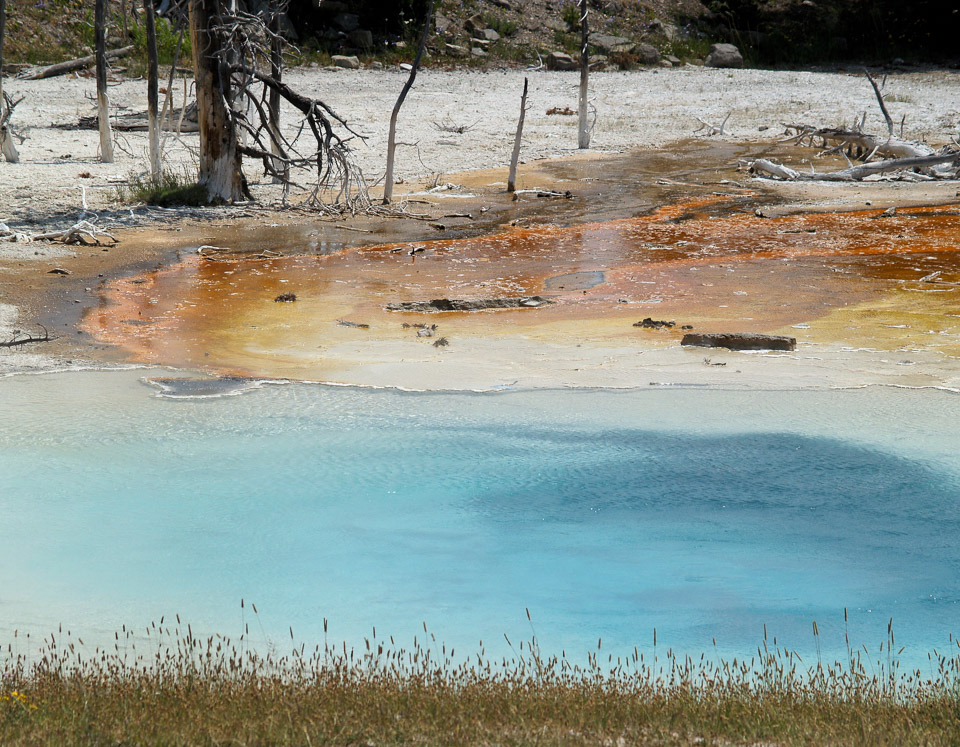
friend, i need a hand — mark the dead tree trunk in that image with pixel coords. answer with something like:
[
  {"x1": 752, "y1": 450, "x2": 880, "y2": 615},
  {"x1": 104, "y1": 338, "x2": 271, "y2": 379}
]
[
  {"x1": 383, "y1": 1, "x2": 432, "y2": 204},
  {"x1": 0, "y1": 0, "x2": 15, "y2": 163},
  {"x1": 507, "y1": 77, "x2": 528, "y2": 193},
  {"x1": 0, "y1": 0, "x2": 6, "y2": 102},
  {"x1": 0, "y1": 93, "x2": 21, "y2": 162},
  {"x1": 267, "y1": 0, "x2": 287, "y2": 188},
  {"x1": 95, "y1": 0, "x2": 114, "y2": 162},
  {"x1": 189, "y1": 0, "x2": 247, "y2": 202},
  {"x1": 144, "y1": 0, "x2": 161, "y2": 180},
  {"x1": 577, "y1": 0, "x2": 590, "y2": 149}
]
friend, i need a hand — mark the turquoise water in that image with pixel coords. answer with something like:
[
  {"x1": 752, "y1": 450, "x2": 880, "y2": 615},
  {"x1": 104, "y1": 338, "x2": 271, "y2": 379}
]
[{"x1": 1, "y1": 369, "x2": 959, "y2": 668}]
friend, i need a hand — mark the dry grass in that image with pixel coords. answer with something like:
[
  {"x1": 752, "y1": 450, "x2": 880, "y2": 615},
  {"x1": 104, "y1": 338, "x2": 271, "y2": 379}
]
[{"x1": 3, "y1": 614, "x2": 960, "y2": 745}]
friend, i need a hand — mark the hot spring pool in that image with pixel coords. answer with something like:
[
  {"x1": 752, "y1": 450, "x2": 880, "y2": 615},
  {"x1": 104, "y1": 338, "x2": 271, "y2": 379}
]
[{"x1": 1, "y1": 368, "x2": 958, "y2": 668}]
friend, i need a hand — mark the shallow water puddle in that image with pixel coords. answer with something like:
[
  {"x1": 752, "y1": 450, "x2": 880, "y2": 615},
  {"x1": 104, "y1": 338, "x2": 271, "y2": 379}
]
[{"x1": 82, "y1": 201, "x2": 960, "y2": 379}]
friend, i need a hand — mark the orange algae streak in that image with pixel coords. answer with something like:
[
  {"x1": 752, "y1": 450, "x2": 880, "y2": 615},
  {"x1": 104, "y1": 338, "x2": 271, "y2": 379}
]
[{"x1": 82, "y1": 202, "x2": 960, "y2": 378}]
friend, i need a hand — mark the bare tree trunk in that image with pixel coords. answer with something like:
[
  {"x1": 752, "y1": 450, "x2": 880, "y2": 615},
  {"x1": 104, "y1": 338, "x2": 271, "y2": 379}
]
[
  {"x1": 383, "y1": 1, "x2": 432, "y2": 205},
  {"x1": 160, "y1": 18, "x2": 185, "y2": 130},
  {"x1": 0, "y1": 0, "x2": 15, "y2": 162},
  {"x1": 190, "y1": 0, "x2": 246, "y2": 202},
  {"x1": 0, "y1": 0, "x2": 6, "y2": 102},
  {"x1": 507, "y1": 77, "x2": 528, "y2": 193},
  {"x1": 144, "y1": 0, "x2": 161, "y2": 180},
  {"x1": 95, "y1": 0, "x2": 114, "y2": 162},
  {"x1": 267, "y1": 0, "x2": 287, "y2": 188},
  {"x1": 577, "y1": 0, "x2": 590, "y2": 149}
]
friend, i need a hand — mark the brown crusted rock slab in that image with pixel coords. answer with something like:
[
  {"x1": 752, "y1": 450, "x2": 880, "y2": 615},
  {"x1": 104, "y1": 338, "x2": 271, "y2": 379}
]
[
  {"x1": 681, "y1": 332, "x2": 796, "y2": 351},
  {"x1": 386, "y1": 296, "x2": 553, "y2": 313}
]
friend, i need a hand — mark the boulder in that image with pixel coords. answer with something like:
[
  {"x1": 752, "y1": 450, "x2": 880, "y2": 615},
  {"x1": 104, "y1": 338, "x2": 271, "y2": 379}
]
[
  {"x1": 681, "y1": 332, "x2": 796, "y2": 351},
  {"x1": 705, "y1": 43, "x2": 743, "y2": 68},
  {"x1": 333, "y1": 12, "x2": 359, "y2": 32},
  {"x1": 331, "y1": 55, "x2": 360, "y2": 69},
  {"x1": 590, "y1": 34, "x2": 633, "y2": 54},
  {"x1": 464, "y1": 13, "x2": 484, "y2": 35},
  {"x1": 547, "y1": 51, "x2": 578, "y2": 71},
  {"x1": 348, "y1": 29, "x2": 373, "y2": 49},
  {"x1": 632, "y1": 42, "x2": 661, "y2": 65}
]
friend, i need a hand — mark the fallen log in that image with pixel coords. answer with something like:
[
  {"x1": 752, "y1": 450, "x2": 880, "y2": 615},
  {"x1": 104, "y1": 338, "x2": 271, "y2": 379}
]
[
  {"x1": 16, "y1": 45, "x2": 134, "y2": 80},
  {"x1": 386, "y1": 296, "x2": 553, "y2": 313},
  {"x1": 748, "y1": 152, "x2": 960, "y2": 182},
  {"x1": 681, "y1": 332, "x2": 796, "y2": 351}
]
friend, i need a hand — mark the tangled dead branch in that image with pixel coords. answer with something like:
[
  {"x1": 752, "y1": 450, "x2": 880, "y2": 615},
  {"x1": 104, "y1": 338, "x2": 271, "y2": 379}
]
[
  {"x1": 198, "y1": 2, "x2": 370, "y2": 210},
  {"x1": 0, "y1": 219, "x2": 118, "y2": 245},
  {"x1": 0, "y1": 91, "x2": 25, "y2": 162},
  {"x1": 742, "y1": 72, "x2": 960, "y2": 182}
]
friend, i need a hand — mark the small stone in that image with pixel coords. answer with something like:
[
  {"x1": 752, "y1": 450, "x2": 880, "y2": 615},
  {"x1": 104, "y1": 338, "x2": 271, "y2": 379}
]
[
  {"x1": 471, "y1": 46, "x2": 488, "y2": 57},
  {"x1": 399, "y1": 62, "x2": 413, "y2": 71},
  {"x1": 666, "y1": 54, "x2": 681, "y2": 64},
  {"x1": 446, "y1": 43, "x2": 469, "y2": 57},
  {"x1": 481, "y1": 27, "x2": 500, "y2": 42},
  {"x1": 370, "y1": 60, "x2": 383, "y2": 70},
  {"x1": 331, "y1": 55, "x2": 361, "y2": 69},
  {"x1": 659, "y1": 59, "x2": 672, "y2": 68}
]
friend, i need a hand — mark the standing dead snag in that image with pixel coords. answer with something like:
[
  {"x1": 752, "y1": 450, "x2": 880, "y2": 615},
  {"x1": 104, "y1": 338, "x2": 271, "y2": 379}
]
[
  {"x1": 187, "y1": 0, "x2": 362, "y2": 207},
  {"x1": 95, "y1": 0, "x2": 114, "y2": 163},
  {"x1": 577, "y1": 0, "x2": 590, "y2": 149},
  {"x1": 383, "y1": 1, "x2": 433, "y2": 205},
  {"x1": 0, "y1": 0, "x2": 6, "y2": 102},
  {"x1": 0, "y1": 93, "x2": 22, "y2": 163},
  {"x1": 189, "y1": 0, "x2": 247, "y2": 202},
  {"x1": 507, "y1": 77, "x2": 528, "y2": 193},
  {"x1": 144, "y1": 0, "x2": 161, "y2": 181}
]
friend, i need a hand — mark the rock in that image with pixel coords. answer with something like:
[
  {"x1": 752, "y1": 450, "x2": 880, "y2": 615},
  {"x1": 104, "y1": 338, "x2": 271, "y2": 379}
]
[
  {"x1": 634, "y1": 318, "x2": 675, "y2": 329},
  {"x1": 681, "y1": 332, "x2": 796, "y2": 351},
  {"x1": 705, "y1": 43, "x2": 743, "y2": 68},
  {"x1": 471, "y1": 38, "x2": 491, "y2": 50},
  {"x1": 547, "y1": 51, "x2": 578, "y2": 71},
  {"x1": 471, "y1": 46, "x2": 488, "y2": 57},
  {"x1": 446, "y1": 43, "x2": 469, "y2": 57},
  {"x1": 331, "y1": 55, "x2": 360, "y2": 69},
  {"x1": 590, "y1": 34, "x2": 633, "y2": 54},
  {"x1": 385, "y1": 296, "x2": 554, "y2": 313},
  {"x1": 632, "y1": 42, "x2": 661, "y2": 65},
  {"x1": 665, "y1": 54, "x2": 681, "y2": 65},
  {"x1": 464, "y1": 13, "x2": 484, "y2": 35},
  {"x1": 659, "y1": 59, "x2": 672, "y2": 68},
  {"x1": 399, "y1": 62, "x2": 413, "y2": 71},
  {"x1": 348, "y1": 29, "x2": 373, "y2": 49},
  {"x1": 370, "y1": 60, "x2": 383, "y2": 70},
  {"x1": 482, "y1": 27, "x2": 500, "y2": 42},
  {"x1": 333, "y1": 12, "x2": 359, "y2": 32},
  {"x1": 487, "y1": 0, "x2": 513, "y2": 9}
]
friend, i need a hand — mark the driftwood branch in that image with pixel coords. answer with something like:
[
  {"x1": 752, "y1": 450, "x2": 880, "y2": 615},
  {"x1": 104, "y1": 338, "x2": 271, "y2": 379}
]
[
  {"x1": 0, "y1": 324, "x2": 50, "y2": 348},
  {"x1": 747, "y1": 152, "x2": 960, "y2": 182},
  {"x1": 17, "y1": 45, "x2": 134, "y2": 81}
]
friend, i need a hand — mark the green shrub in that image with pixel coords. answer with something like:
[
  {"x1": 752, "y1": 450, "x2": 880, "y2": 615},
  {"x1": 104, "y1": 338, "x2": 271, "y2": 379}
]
[{"x1": 119, "y1": 171, "x2": 211, "y2": 207}]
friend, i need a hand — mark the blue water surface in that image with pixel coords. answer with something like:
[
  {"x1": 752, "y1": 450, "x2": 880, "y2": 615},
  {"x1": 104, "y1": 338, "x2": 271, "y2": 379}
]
[{"x1": 1, "y1": 369, "x2": 958, "y2": 668}]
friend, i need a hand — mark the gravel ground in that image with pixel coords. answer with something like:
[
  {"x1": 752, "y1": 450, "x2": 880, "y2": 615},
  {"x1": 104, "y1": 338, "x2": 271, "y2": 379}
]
[{"x1": 1, "y1": 65, "x2": 958, "y2": 224}]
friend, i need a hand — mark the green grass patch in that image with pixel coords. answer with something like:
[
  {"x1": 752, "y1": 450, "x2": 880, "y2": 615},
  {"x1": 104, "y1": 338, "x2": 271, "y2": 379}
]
[{"x1": 119, "y1": 171, "x2": 211, "y2": 207}]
